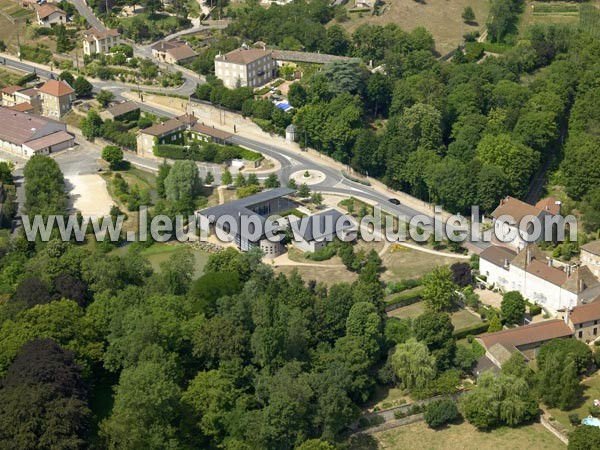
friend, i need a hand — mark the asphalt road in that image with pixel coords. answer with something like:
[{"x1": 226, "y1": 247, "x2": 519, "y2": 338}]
[
  {"x1": 68, "y1": 0, "x2": 106, "y2": 32},
  {"x1": 2, "y1": 56, "x2": 489, "y2": 249}
]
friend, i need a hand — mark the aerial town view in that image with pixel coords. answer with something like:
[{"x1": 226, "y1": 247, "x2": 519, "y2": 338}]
[{"x1": 1, "y1": 0, "x2": 600, "y2": 448}]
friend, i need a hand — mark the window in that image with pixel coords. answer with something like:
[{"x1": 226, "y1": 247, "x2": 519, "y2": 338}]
[
  {"x1": 594, "y1": 328, "x2": 598, "y2": 336},
  {"x1": 578, "y1": 331, "x2": 583, "y2": 339},
  {"x1": 579, "y1": 323, "x2": 583, "y2": 329},
  {"x1": 595, "y1": 320, "x2": 598, "y2": 325}
]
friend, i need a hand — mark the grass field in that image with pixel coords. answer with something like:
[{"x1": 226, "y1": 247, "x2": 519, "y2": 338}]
[
  {"x1": 545, "y1": 371, "x2": 600, "y2": 433},
  {"x1": 387, "y1": 301, "x2": 484, "y2": 329},
  {"x1": 381, "y1": 245, "x2": 459, "y2": 281},
  {"x1": 520, "y1": 1, "x2": 584, "y2": 31},
  {"x1": 0, "y1": 67, "x2": 23, "y2": 89},
  {"x1": 111, "y1": 242, "x2": 209, "y2": 278},
  {"x1": 364, "y1": 420, "x2": 565, "y2": 450},
  {"x1": 274, "y1": 264, "x2": 360, "y2": 285},
  {"x1": 341, "y1": 0, "x2": 490, "y2": 55}
]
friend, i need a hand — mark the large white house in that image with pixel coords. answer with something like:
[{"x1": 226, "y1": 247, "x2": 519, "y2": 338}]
[
  {"x1": 479, "y1": 244, "x2": 600, "y2": 315},
  {"x1": 490, "y1": 196, "x2": 562, "y2": 250}
]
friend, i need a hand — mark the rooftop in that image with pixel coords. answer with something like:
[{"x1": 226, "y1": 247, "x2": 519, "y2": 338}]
[
  {"x1": 1, "y1": 85, "x2": 22, "y2": 95},
  {"x1": 199, "y1": 187, "x2": 296, "y2": 221},
  {"x1": 106, "y1": 101, "x2": 140, "y2": 118},
  {"x1": 166, "y1": 44, "x2": 197, "y2": 61},
  {"x1": 83, "y1": 27, "x2": 120, "y2": 42},
  {"x1": 38, "y1": 80, "x2": 74, "y2": 97},
  {"x1": 491, "y1": 196, "x2": 545, "y2": 229},
  {"x1": 139, "y1": 114, "x2": 198, "y2": 137},
  {"x1": 6, "y1": 102, "x2": 33, "y2": 113},
  {"x1": 479, "y1": 245, "x2": 517, "y2": 268},
  {"x1": 535, "y1": 197, "x2": 561, "y2": 215},
  {"x1": 526, "y1": 259, "x2": 568, "y2": 287},
  {"x1": 0, "y1": 107, "x2": 70, "y2": 149},
  {"x1": 477, "y1": 319, "x2": 573, "y2": 350},
  {"x1": 190, "y1": 123, "x2": 232, "y2": 141},
  {"x1": 216, "y1": 47, "x2": 272, "y2": 65},
  {"x1": 272, "y1": 50, "x2": 361, "y2": 65},
  {"x1": 582, "y1": 240, "x2": 600, "y2": 256},
  {"x1": 37, "y1": 4, "x2": 65, "y2": 19},
  {"x1": 290, "y1": 209, "x2": 355, "y2": 242},
  {"x1": 569, "y1": 299, "x2": 600, "y2": 324},
  {"x1": 25, "y1": 130, "x2": 73, "y2": 151}
]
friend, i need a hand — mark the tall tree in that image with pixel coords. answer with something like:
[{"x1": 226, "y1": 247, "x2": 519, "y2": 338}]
[
  {"x1": 421, "y1": 266, "x2": 458, "y2": 312},
  {"x1": 391, "y1": 338, "x2": 436, "y2": 392}
]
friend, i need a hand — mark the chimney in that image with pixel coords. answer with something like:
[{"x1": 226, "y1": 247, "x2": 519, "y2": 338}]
[
  {"x1": 579, "y1": 278, "x2": 585, "y2": 292},
  {"x1": 547, "y1": 258, "x2": 552, "y2": 267},
  {"x1": 504, "y1": 259, "x2": 509, "y2": 269},
  {"x1": 565, "y1": 306, "x2": 572, "y2": 326},
  {"x1": 555, "y1": 200, "x2": 562, "y2": 214},
  {"x1": 526, "y1": 248, "x2": 532, "y2": 265}
]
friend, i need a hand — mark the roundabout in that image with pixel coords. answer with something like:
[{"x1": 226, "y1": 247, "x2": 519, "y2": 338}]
[{"x1": 290, "y1": 169, "x2": 326, "y2": 186}]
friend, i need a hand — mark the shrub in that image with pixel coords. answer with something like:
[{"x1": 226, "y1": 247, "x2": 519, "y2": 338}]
[
  {"x1": 589, "y1": 405, "x2": 600, "y2": 417},
  {"x1": 452, "y1": 322, "x2": 490, "y2": 340},
  {"x1": 529, "y1": 304, "x2": 542, "y2": 316},
  {"x1": 569, "y1": 413, "x2": 580, "y2": 425},
  {"x1": 17, "y1": 72, "x2": 38, "y2": 86},
  {"x1": 155, "y1": 144, "x2": 187, "y2": 159},
  {"x1": 424, "y1": 398, "x2": 460, "y2": 429}
]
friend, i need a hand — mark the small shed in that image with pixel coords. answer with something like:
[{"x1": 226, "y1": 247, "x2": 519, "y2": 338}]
[{"x1": 285, "y1": 124, "x2": 296, "y2": 143}]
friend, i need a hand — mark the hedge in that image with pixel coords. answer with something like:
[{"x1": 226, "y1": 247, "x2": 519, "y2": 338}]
[
  {"x1": 452, "y1": 321, "x2": 490, "y2": 340},
  {"x1": 239, "y1": 148, "x2": 262, "y2": 161},
  {"x1": 384, "y1": 289, "x2": 423, "y2": 310},
  {"x1": 155, "y1": 144, "x2": 188, "y2": 159},
  {"x1": 529, "y1": 304, "x2": 542, "y2": 316}
]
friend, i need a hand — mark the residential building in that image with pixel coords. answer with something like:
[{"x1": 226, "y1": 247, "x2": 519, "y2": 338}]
[
  {"x1": 82, "y1": 27, "x2": 121, "y2": 56},
  {"x1": 136, "y1": 114, "x2": 198, "y2": 158},
  {"x1": 0, "y1": 107, "x2": 74, "y2": 158},
  {"x1": 289, "y1": 209, "x2": 356, "y2": 252},
  {"x1": 490, "y1": 196, "x2": 560, "y2": 250},
  {"x1": 151, "y1": 41, "x2": 198, "y2": 65},
  {"x1": 36, "y1": 4, "x2": 66, "y2": 27},
  {"x1": 215, "y1": 46, "x2": 277, "y2": 89},
  {"x1": 188, "y1": 123, "x2": 232, "y2": 145},
  {"x1": 197, "y1": 187, "x2": 296, "y2": 257},
  {"x1": 102, "y1": 101, "x2": 140, "y2": 121},
  {"x1": 581, "y1": 241, "x2": 600, "y2": 278},
  {"x1": 14, "y1": 87, "x2": 42, "y2": 115},
  {"x1": 476, "y1": 319, "x2": 573, "y2": 368},
  {"x1": 565, "y1": 300, "x2": 600, "y2": 342},
  {"x1": 479, "y1": 244, "x2": 600, "y2": 315},
  {"x1": 37, "y1": 80, "x2": 75, "y2": 118},
  {"x1": 1, "y1": 86, "x2": 23, "y2": 107}
]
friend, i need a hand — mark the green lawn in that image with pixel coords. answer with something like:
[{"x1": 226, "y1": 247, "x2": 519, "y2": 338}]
[
  {"x1": 546, "y1": 371, "x2": 600, "y2": 433},
  {"x1": 362, "y1": 420, "x2": 565, "y2": 450},
  {"x1": 381, "y1": 245, "x2": 460, "y2": 281},
  {"x1": 111, "y1": 243, "x2": 209, "y2": 278},
  {"x1": 388, "y1": 302, "x2": 484, "y2": 330}
]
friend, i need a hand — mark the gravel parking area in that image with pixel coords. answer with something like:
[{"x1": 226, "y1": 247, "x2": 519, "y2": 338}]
[{"x1": 65, "y1": 174, "x2": 112, "y2": 217}]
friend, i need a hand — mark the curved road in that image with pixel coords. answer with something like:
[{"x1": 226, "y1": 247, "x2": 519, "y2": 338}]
[{"x1": 1, "y1": 56, "x2": 489, "y2": 250}]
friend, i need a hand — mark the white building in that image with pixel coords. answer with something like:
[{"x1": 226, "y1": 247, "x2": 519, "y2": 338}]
[
  {"x1": 479, "y1": 244, "x2": 600, "y2": 315},
  {"x1": 490, "y1": 196, "x2": 561, "y2": 250},
  {"x1": 0, "y1": 107, "x2": 74, "y2": 158},
  {"x1": 580, "y1": 241, "x2": 600, "y2": 279},
  {"x1": 214, "y1": 45, "x2": 277, "y2": 89},
  {"x1": 36, "y1": 4, "x2": 66, "y2": 27},
  {"x1": 82, "y1": 28, "x2": 121, "y2": 56}
]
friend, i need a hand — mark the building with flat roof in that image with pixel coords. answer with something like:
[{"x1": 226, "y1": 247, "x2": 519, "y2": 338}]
[
  {"x1": 0, "y1": 107, "x2": 74, "y2": 158},
  {"x1": 289, "y1": 209, "x2": 356, "y2": 252},
  {"x1": 82, "y1": 27, "x2": 121, "y2": 56},
  {"x1": 197, "y1": 187, "x2": 296, "y2": 257}
]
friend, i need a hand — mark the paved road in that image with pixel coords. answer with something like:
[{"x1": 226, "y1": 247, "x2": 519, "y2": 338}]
[
  {"x1": 1, "y1": 58, "x2": 490, "y2": 249},
  {"x1": 68, "y1": 0, "x2": 106, "y2": 31}
]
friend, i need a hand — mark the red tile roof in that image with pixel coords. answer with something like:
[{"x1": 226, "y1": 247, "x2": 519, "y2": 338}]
[
  {"x1": 1, "y1": 85, "x2": 22, "y2": 95},
  {"x1": 477, "y1": 319, "x2": 573, "y2": 350},
  {"x1": 569, "y1": 300, "x2": 600, "y2": 324},
  {"x1": 6, "y1": 102, "x2": 33, "y2": 112},
  {"x1": 535, "y1": 197, "x2": 561, "y2": 215},
  {"x1": 37, "y1": 4, "x2": 65, "y2": 19},
  {"x1": 38, "y1": 80, "x2": 74, "y2": 97}
]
